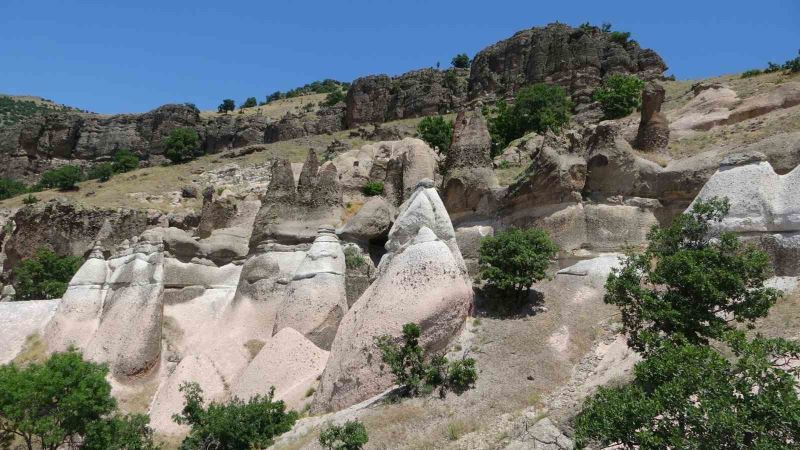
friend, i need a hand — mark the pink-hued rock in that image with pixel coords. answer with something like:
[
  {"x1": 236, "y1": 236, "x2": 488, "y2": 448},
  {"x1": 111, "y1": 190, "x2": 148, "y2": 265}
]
[{"x1": 231, "y1": 328, "x2": 329, "y2": 410}]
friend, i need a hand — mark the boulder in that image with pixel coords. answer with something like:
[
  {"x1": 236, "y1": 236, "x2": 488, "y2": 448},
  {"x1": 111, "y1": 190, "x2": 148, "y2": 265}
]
[
  {"x1": 634, "y1": 82, "x2": 670, "y2": 151},
  {"x1": 273, "y1": 227, "x2": 348, "y2": 349},
  {"x1": 338, "y1": 196, "x2": 396, "y2": 243},
  {"x1": 231, "y1": 327, "x2": 329, "y2": 410}
]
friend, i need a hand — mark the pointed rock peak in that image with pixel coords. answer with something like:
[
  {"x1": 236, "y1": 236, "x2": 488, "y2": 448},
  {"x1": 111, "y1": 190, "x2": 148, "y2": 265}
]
[
  {"x1": 445, "y1": 109, "x2": 493, "y2": 171},
  {"x1": 412, "y1": 226, "x2": 438, "y2": 245},
  {"x1": 298, "y1": 149, "x2": 321, "y2": 193},
  {"x1": 312, "y1": 163, "x2": 342, "y2": 207},
  {"x1": 415, "y1": 178, "x2": 435, "y2": 190},
  {"x1": 266, "y1": 159, "x2": 297, "y2": 203}
]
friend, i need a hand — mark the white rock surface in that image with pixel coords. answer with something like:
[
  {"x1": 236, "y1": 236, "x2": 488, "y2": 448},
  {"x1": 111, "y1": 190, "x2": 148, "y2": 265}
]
[
  {"x1": 231, "y1": 327, "x2": 329, "y2": 410},
  {"x1": 0, "y1": 300, "x2": 58, "y2": 363}
]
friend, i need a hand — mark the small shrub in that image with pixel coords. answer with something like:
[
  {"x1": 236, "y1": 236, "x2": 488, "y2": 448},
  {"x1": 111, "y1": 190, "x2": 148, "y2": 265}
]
[
  {"x1": 361, "y1": 181, "x2": 384, "y2": 196},
  {"x1": 319, "y1": 420, "x2": 369, "y2": 450},
  {"x1": 323, "y1": 90, "x2": 345, "y2": 106},
  {"x1": 241, "y1": 97, "x2": 258, "y2": 109},
  {"x1": 173, "y1": 382, "x2": 298, "y2": 450},
  {"x1": 13, "y1": 248, "x2": 83, "y2": 300},
  {"x1": 112, "y1": 149, "x2": 139, "y2": 173},
  {"x1": 478, "y1": 228, "x2": 558, "y2": 302},
  {"x1": 497, "y1": 160, "x2": 510, "y2": 169},
  {"x1": 86, "y1": 163, "x2": 114, "y2": 182},
  {"x1": 164, "y1": 127, "x2": 202, "y2": 164},
  {"x1": 741, "y1": 69, "x2": 763, "y2": 79},
  {"x1": 375, "y1": 323, "x2": 477, "y2": 398},
  {"x1": 417, "y1": 116, "x2": 453, "y2": 155},
  {"x1": 487, "y1": 84, "x2": 572, "y2": 156},
  {"x1": 0, "y1": 178, "x2": 28, "y2": 200},
  {"x1": 593, "y1": 74, "x2": 645, "y2": 119},
  {"x1": 218, "y1": 98, "x2": 236, "y2": 113},
  {"x1": 39, "y1": 165, "x2": 83, "y2": 190},
  {"x1": 344, "y1": 246, "x2": 365, "y2": 269},
  {"x1": 22, "y1": 194, "x2": 38, "y2": 205},
  {"x1": 608, "y1": 31, "x2": 631, "y2": 45},
  {"x1": 451, "y1": 53, "x2": 470, "y2": 69}
]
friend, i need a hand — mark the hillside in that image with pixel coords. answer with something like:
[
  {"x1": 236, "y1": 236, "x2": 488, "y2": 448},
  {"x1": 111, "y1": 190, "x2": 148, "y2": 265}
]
[
  {"x1": 0, "y1": 94, "x2": 87, "y2": 127},
  {"x1": 0, "y1": 21, "x2": 798, "y2": 450}
]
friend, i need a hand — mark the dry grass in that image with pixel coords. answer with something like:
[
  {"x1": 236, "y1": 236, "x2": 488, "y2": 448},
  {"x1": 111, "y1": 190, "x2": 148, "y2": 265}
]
[
  {"x1": 199, "y1": 94, "x2": 327, "y2": 120},
  {"x1": 495, "y1": 165, "x2": 526, "y2": 187},
  {"x1": 12, "y1": 333, "x2": 48, "y2": 365}
]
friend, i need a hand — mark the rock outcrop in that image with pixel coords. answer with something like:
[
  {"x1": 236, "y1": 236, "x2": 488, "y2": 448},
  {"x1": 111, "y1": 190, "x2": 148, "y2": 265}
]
[
  {"x1": 468, "y1": 23, "x2": 667, "y2": 106},
  {"x1": 441, "y1": 109, "x2": 500, "y2": 224},
  {"x1": 312, "y1": 181, "x2": 472, "y2": 412},
  {"x1": 634, "y1": 82, "x2": 669, "y2": 151},
  {"x1": 274, "y1": 226, "x2": 348, "y2": 349},
  {"x1": 691, "y1": 158, "x2": 800, "y2": 276},
  {"x1": 337, "y1": 196, "x2": 396, "y2": 244},
  {"x1": 250, "y1": 150, "x2": 343, "y2": 245},
  {"x1": 265, "y1": 105, "x2": 345, "y2": 143},
  {"x1": 345, "y1": 69, "x2": 468, "y2": 128},
  {"x1": 331, "y1": 138, "x2": 438, "y2": 205}
]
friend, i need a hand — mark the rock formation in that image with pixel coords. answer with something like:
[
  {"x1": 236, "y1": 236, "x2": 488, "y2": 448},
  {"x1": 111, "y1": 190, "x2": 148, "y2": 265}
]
[
  {"x1": 265, "y1": 105, "x2": 345, "y2": 143},
  {"x1": 330, "y1": 138, "x2": 438, "y2": 205},
  {"x1": 634, "y1": 82, "x2": 670, "y2": 151},
  {"x1": 337, "y1": 196, "x2": 396, "y2": 244},
  {"x1": 312, "y1": 181, "x2": 472, "y2": 412},
  {"x1": 250, "y1": 150, "x2": 343, "y2": 245},
  {"x1": 441, "y1": 109, "x2": 500, "y2": 224},
  {"x1": 468, "y1": 23, "x2": 667, "y2": 105},
  {"x1": 274, "y1": 226, "x2": 348, "y2": 349},
  {"x1": 345, "y1": 68, "x2": 468, "y2": 128}
]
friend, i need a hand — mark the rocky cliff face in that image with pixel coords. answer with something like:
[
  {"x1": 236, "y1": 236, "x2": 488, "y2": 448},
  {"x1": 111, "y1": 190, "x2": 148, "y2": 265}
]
[
  {"x1": 468, "y1": 23, "x2": 667, "y2": 106},
  {"x1": 345, "y1": 68, "x2": 468, "y2": 128}
]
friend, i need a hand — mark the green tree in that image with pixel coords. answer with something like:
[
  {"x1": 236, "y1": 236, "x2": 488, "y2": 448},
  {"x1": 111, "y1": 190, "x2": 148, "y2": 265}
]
[
  {"x1": 593, "y1": 74, "x2": 645, "y2": 119},
  {"x1": 0, "y1": 350, "x2": 157, "y2": 450},
  {"x1": 218, "y1": 99, "x2": 236, "y2": 113},
  {"x1": 112, "y1": 149, "x2": 140, "y2": 173},
  {"x1": 241, "y1": 97, "x2": 257, "y2": 109},
  {"x1": 13, "y1": 248, "x2": 83, "y2": 300},
  {"x1": 173, "y1": 382, "x2": 298, "y2": 450},
  {"x1": 375, "y1": 323, "x2": 477, "y2": 398},
  {"x1": 451, "y1": 53, "x2": 470, "y2": 69},
  {"x1": 605, "y1": 197, "x2": 778, "y2": 355},
  {"x1": 39, "y1": 165, "x2": 83, "y2": 190},
  {"x1": 164, "y1": 128, "x2": 202, "y2": 164},
  {"x1": 417, "y1": 116, "x2": 453, "y2": 155},
  {"x1": 0, "y1": 178, "x2": 28, "y2": 200},
  {"x1": 86, "y1": 163, "x2": 113, "y2": 182},
  {"x1": 575, "y1": 197, "x2": 798, "y2": 449},
  {"x1": 575, "y1": 337, "x2": 800, "y2": 449},
  {"x1": 478, "y1": 228, "x2": 559, "y2": 302},
  {"x1": 323, "y1": 90, "x2": 345, "y2": 107},
  {"x1": 266, "y1": 91, "x2": 283, "y2": 103},
  {"x1": 487, "y1": 84, "x2": 572, "y2": 155},
  {"x1": 319, "y1": 420, "x2": 369, "y2": 450}
]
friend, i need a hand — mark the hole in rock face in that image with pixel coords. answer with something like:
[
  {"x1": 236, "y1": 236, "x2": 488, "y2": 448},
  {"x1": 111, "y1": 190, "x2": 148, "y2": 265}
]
[
  {"x1": 587, "y1": 154, "x2": 609, "y2": 168},
  {"x1": 367, "y1": 235, "x2": 388, "y2": 266}
]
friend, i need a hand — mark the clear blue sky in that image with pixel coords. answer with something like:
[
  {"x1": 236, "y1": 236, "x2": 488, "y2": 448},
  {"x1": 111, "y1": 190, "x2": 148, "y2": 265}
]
[{"x1": 1, "y1": 0, "x2": 797, "y2": 114}]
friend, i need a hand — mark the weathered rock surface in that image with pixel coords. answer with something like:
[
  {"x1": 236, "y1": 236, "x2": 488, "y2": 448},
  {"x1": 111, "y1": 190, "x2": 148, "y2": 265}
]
[
  {"x1": 85, "y1": 231, "x2": 165, "y2": 378},
  {"x1": 250, "y1": 151, "x2": 343, "y2": 245},
  {"x1": 0, "y1": 300, "x2": 58, "y2": 364},
  {"x1": 274, "y1": 227, "x2": 348, "y2": 349},
  {"x1": 3, "y1": 199, "x2": 154, "y2": 272},
  {"x1": 338, "y1": 196, "x2": 396, "y2": 243},
  {"x1": 265, "y1": 105, "x2": 345, "y2": 143},
  {"x1": 468, "y1": 23, "x2": 667, "y2": 105},
  {"x1": 345, "y1": 68, "x2": 468, "y2": 128},
  {"x1": 231, "y1": 327, "x2": 329, "y2": 410},
  {"x1": 441, "y1": 109, "x2": 500, "y2": 224},
  {"x1": 312, "y1": 183, "x2": 471, "y2": 412},
  {"x1": 331, "y1": 138, "x2": 438, "y2": 205},
  {"x1": 634, "y1": 81, "x2": 670, "y2": 151}
]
